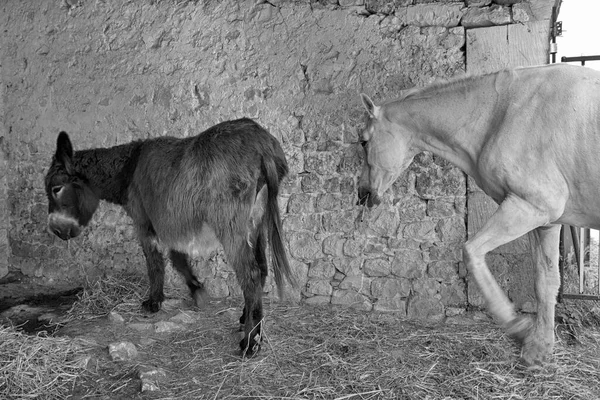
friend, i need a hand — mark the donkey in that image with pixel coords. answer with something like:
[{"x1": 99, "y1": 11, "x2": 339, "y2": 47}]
[
  {"x1": 357, "y1": 63, "x2": 600, "y2": 367},
  {"x1": 45, "y1": 118, "x2": 294, "y2": 356}
]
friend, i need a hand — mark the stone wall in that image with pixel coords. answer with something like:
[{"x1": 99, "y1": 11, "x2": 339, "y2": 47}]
[
  {"x1": 0, "y1": 51, "x2": 8, "y2": 279},
  {"x1": 1, "y1": 0, "x2": 554, "y2": 318}
]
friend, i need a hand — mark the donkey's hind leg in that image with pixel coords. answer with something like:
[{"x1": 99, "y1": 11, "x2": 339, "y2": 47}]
[
  {"x1": 223, "y1": 234, "x2": 264, "y2": 356},
  {"x1": 239, "y1": 229, "x2": 268, "y2": 327},
  {"x1": 140, "y1": 237, "x2": 166, "y2": 313},
  {"x1": 170, "y1": 250, "x2": 209, "y2": 308}
]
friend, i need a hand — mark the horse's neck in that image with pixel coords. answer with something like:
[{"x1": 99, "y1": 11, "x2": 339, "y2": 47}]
[
  {"x1": 401, "y1": 74, "x2": 500, "y2": 178},
  {"x1": 73, "y1": 142, "x2": 142, "y2": 205}
]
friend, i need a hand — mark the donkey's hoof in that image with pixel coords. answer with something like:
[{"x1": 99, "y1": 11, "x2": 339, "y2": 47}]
[
  {"x1": 141, "y1": 298, "x2": 162, "y2": 313},
  {"x1": 192, "y1": 289, "x2": 209, "y2": 309},
  {"x1": 240, "y1": 333, "x2": 262, "y2": 357},
  {"x1": 505, "y1": 315, "x2": 533, "y2": 345}
]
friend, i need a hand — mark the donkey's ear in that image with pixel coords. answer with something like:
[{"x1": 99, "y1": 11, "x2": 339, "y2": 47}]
[
  {"x1": 360, "y1": 93, "x2": 379, "y2": 118},
  {"x1": 56, "y1": 131, "x2": 74, "y2": 173}
]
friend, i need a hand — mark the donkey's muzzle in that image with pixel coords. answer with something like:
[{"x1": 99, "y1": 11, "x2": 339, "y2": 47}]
[
  {"x1": 357, "y1": 187, "x2": 381, "y2": 208},
  {"x1": 48, "y1": 213, "x2": 82, "y2": 240}
]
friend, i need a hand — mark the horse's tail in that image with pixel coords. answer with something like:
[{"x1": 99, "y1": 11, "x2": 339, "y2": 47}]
[{"x1": 262, "y1": 153, "x2": 295, "y2": 296}]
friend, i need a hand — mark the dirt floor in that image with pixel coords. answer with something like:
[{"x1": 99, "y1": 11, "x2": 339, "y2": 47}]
[{"x1": 1, "y1": 273, "x2": 600, "y2": 400}]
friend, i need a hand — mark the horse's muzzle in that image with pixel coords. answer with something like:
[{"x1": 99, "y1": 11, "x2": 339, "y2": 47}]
[{"x1": 357, "y1": 187, "x2": 381, "y2": 208}]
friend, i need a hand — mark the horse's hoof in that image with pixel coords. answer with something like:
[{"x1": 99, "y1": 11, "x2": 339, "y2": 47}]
[
  {"x1": 520, "y1": 335, "x2": 552, "y2": 368},
  {"x1": 192, "y1": 289, "x2": 209, "y2": 309},
  {"x1": 518, "y1": 355, "x2": 544, "y2": 370},
  {"x1": 505, "y1": 315, "x2": 533, "y2": 345},
  {"x1": 141, "y1": 298, "x2": 162, "y2": 313}
]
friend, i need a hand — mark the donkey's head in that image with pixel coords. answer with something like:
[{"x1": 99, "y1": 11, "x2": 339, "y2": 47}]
[
  {"x1": 45, "y1": 132, "x2": 99, "y2": 240},
  {"x1": 357, "y1": 94, "x2": 418, "y2": 208}
]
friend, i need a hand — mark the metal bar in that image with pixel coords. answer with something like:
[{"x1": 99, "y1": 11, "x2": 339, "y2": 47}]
[
  {"x1": 598, "y1": 231, "x2": 600, "y2": 295},
  {"x1": 571, "y1": 226, "x2": 580, "y2": 269},
  {"x1": 558, "y1": 225, "x2": 565, "y2": 302},
  {"x1": 579, "y1": 227, "x2": 585, "y2": 293},
  {"x1": 561, "y1": 55, "x2": 600, "y2": 63},
  {"x1": 561, "y1": 293, "x2": 600, "y2": 301},
  {"x1": 578, "y1": 228, "x2": 585, "y2": 294}
]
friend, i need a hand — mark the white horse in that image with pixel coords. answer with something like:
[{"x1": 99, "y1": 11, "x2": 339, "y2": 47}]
[{"x1": 357, "y1": 63, "x2": 600, "y2": 366}]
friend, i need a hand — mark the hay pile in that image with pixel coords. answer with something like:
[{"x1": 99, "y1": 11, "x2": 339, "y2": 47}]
[
  {"x1": 3, "y1": 272, "x2": 600, "y2": 399},
  {"x1": 151, "y1": 304, "x2": 600, "y2": 399},
  {"x1": 0, "y1": 326, "x2": 92, "y2": 399},
  {"x1": 63, "y1": 272, "x2": 188, "y2": 322}
]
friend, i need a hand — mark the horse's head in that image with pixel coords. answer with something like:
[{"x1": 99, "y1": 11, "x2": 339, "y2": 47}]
[
  {"x1": 357, "y1": 94, "x2": 417, "y2": 208},
  {"x1": 44, "y1": 132, "x2": 99, "y2": 240}
]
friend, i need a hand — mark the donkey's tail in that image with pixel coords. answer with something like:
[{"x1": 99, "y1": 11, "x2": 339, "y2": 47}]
[{"x1": 262, "y1": 155, "x2": 296, "y2": 296}]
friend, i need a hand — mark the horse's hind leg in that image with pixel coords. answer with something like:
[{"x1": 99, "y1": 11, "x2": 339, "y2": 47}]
[
  {"x1": 169, "y1": 250, "x2": 209, "y2": 308},
  {"x1": 140, "y1": 237, "x2": 166, "y2": 313},
  {"x1": 521, "y1": 225, "x2": 561, "y2": 367}
]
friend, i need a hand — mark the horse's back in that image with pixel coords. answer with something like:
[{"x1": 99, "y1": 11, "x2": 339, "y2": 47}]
[{"x1": 487, "y1": 64, "x2": 600, "y2": 227}]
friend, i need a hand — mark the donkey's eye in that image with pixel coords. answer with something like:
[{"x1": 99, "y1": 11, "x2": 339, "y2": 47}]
[
  {"x1": 52, "y1": 186, "x2": 63, "y2": 196},
  {"x1": 360, "y1": 140, "x2": 368, "y2": 148}
]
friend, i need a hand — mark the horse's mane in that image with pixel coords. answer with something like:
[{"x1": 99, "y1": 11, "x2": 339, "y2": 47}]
[{"x1": 391, "y1": 68, "x2": 514, "y2": 104}]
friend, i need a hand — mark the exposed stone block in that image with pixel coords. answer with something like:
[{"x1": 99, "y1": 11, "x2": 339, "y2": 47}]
[
  {"x1": 392, "y1": 248, "x2": 426, "y2": 279},
  {"x1": 365, "y1": 0, "x2": 412, "y2": 15},
  {"x1": 338, "y1": 274, "x2": 372, "y2": 294},
  {"x1": 407, "y1": 294, "x2": 445, "y2": 321},
  {"x1": 461, "y1": 5, "x2": 512, "y2": 28},
  {"x1": 305, "y1": 279, "x2": 333, "y2": 296},
  {"x1": 395, "y1": 3, "x2": 464, "y2": 28},
  {"x1": 333, "y1": 257, "x2": 363, "y2": 276},
  {"x1": 363, "y1": 258, "x2": 392, "y2": 277},
  {"x1": 427, "y1": 260, "x2": 458, "y2": 282},
  {"x1": 308, "y1": 259, "x2": 336, "y2": 279},
  {"x1": 512, "y1": 2, "x2": 533, "y2": 23},
  {"x1": 371, "y1": 277, "x2": 411, "y2": 299},
  {"x1": 304, "y1": 295, "x2": 332, "y2": 306},
  {"x1": 331, "y1": 289, "x2": 372, "y2": 311}
]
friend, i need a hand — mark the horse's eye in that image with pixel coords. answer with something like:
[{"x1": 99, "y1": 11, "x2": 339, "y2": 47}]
[{"x1": 360, "y1": 140, "x2": 368, "y2": 149}]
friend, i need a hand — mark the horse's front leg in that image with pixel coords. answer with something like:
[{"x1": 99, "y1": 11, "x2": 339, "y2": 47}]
[
  {"x1": 520, "y1": 225, "x2": 561, "y2": 366},
  {"x1": 463, "y1": 194, "x2": 554, "y2": 366},
  {"x1": 140, "y1": 236, "x2": 166, "y2": 313}
]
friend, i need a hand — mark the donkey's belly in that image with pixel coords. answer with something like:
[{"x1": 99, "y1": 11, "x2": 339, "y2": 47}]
[{"x1": 166, "y1": 223, "x2": 222, "y2": 258}]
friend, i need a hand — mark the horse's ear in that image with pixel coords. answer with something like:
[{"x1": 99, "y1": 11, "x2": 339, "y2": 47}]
[
  {"x1": 360, "y1": 93, "x2": 378, "y2": 118},
  {"x1": 56, "y1": 131, "x2": 74, "y2": 173}
]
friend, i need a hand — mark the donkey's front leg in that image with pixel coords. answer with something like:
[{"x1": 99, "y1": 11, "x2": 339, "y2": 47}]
[{"x1": 140, "y1": 237, "x2": 166, "y2": 313}]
